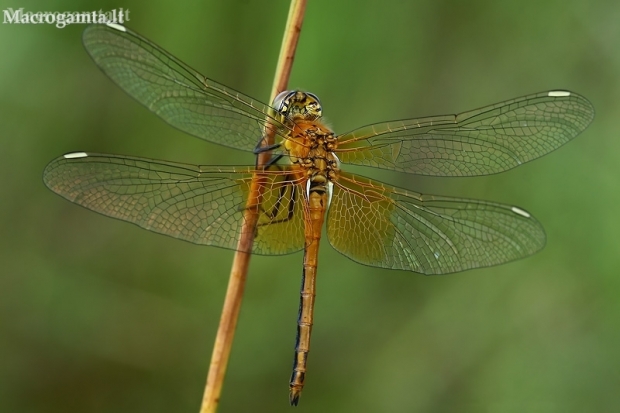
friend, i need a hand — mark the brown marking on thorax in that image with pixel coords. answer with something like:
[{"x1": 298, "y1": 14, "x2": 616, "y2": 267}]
[{"x1": 283, "y1": 120, "x2": 340, "y2": 187}]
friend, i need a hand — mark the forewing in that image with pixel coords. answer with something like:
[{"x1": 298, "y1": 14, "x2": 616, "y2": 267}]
[
  {"x1": 43, "y1": 153, "x2": 306, "y2": 255},
  {"x1": 327, "y1": 172, "x2": 545, "y2": 274},
  {"x1": 82, "y1": 24, "x2": 292, "y2": 153},
  {"x1": 336, "y1": 91, "x2": 594, "y2": 176}
]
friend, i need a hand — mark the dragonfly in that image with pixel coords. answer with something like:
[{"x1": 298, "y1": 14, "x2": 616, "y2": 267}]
[{"x1": 43, "y1": 23, "x2": 594, "y2": 406}]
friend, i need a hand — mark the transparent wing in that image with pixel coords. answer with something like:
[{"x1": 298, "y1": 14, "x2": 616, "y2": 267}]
[
  {"x1": 327, "y1": 172, "x2": 545, "y2": 274},
  {"x1": 43, "y1": 153, "x2": 307, "y2": 255},
  {"x1": 335, "y1": 91, "x2": 594, "y2": 176},
  {"x1": 82, "y1": 24, "x2": 292, "y2": 154}
]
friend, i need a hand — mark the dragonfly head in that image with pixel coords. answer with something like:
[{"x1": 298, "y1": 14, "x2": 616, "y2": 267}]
[{"x1": 273, "y1": 90, "x2": 323, "y2": 120}]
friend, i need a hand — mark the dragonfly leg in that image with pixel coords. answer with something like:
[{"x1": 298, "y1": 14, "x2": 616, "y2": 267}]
[
  {"x1": 254, "y1": 136, "x2": 283, "y2": 168},
  {"x1": 253, "y1": 140, "x2": 281, "y2": 155},
  {"x1": 256, "y1": 175, "x2": 297, "y2": 226},
  {"x1": 262, "y1": 154, "x2": 285, "y2": 169}
]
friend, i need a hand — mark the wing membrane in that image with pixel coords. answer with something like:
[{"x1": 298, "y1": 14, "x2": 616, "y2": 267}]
[
  {"x1": 43, "y1": 153, "x2": 306, "y2": 255},
  {"x1": 82, "y1": 24, "x2": 292, "y2": 154},
  {"x1": 336, "y1": 91, "x2": 594, "y2": 176},
  {"x1": 327, "y1": 172, "x2": 545, "y2": 274}
]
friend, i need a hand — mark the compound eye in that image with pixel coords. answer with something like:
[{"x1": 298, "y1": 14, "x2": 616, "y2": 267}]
[
  {"x1": 272, "y1": 90, "x2": 295, "y2": 112},
  {"x1": 306, "y1": 92, "x2": 321, "y2": 106}
]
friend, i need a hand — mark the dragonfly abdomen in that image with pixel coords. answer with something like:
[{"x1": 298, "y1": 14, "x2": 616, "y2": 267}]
[{"x1": 289, "y1": 188, "x2": 327, "y2": 405}]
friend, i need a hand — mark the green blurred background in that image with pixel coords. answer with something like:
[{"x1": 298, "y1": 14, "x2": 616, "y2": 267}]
[{"x1": 1, "y1": 0, "x2": 619, "y2": 412}]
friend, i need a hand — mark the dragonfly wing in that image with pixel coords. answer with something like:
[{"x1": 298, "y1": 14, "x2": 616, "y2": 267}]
[
  {"x1": 336, "y1": 91, "x2": 594, "y2": 176},
  {"x1": 327, "y1": 172, "x2": 545, "y2": 274},
  {"x1": 44, "y1": 153, "x2": 306, "y2": 255},
  {"x1": 82, "y1": 24, "x2": 291, "y2": 154}
]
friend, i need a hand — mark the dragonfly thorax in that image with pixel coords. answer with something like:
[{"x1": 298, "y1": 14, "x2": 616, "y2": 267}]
[
  {"x1": 273, "y1": 90, "x2": 322, "y2": 120},
  {"x1": 284, "y1": 120, "x2": 339, "y2": 192}
]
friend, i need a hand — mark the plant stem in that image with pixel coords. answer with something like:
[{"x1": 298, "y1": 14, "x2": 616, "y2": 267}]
[{"x1": 199, "y1": 1, "x2": 306, "y2": 412}]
